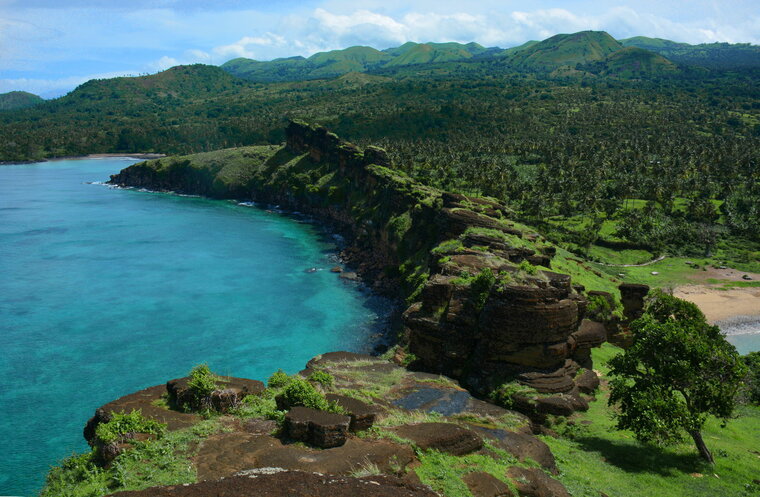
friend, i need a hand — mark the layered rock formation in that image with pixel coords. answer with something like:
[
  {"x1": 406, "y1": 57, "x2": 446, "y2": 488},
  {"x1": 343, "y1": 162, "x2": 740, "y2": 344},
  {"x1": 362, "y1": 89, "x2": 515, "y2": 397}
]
[{"x1": 109, "y1": 122, "x2": 606, "y2": 414}]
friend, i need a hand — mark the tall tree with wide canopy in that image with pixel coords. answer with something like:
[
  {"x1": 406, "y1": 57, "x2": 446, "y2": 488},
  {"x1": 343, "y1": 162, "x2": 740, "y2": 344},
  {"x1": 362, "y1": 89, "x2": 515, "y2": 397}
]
[{"x1": 608, "y1": 290, "x2": 746, "y2": 463}]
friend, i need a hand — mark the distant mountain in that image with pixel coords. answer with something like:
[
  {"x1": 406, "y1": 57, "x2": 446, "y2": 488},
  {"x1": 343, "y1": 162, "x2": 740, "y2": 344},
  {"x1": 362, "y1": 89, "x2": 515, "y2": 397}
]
[
  {"x1": 67, "y1": 64, "x2": 244, "y2": 103},
  {"x1": 579, "y1": 46, "x2": 679, "y2": 77},
  {"x1": 221, "y1": 41, "x2": 496, "y2": 82},
  {"x1": 502, "y1": 31, "x2": 623, "y2": 70},
  {"x1": 0, "y1": 91, "x2": 44, "y2": 111},
  {"x1": 620, "y1": 36, "x2": 760, "y2": 69}
]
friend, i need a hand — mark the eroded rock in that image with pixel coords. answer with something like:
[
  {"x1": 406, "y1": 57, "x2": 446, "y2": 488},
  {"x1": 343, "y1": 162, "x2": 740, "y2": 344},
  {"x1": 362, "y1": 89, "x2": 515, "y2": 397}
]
[
  {"x1": 107, "y1": 470, "x2": 438, "y2": 497},
  {"x1": 391, "y1": 422, "x2": 483, "y2": 456},
  {"x1": 285, "y1": 406, "x2": 351, "y2": 448}
]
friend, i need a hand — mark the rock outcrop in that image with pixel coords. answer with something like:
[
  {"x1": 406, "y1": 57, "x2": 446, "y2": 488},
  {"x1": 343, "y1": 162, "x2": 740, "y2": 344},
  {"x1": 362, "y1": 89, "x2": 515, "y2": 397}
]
[
  {"x1": 108, "y1": 470, "x2": 439, "y2": 497},
  {"x1": 109, "y1": 122, "x2": 606, "y2": 416}
]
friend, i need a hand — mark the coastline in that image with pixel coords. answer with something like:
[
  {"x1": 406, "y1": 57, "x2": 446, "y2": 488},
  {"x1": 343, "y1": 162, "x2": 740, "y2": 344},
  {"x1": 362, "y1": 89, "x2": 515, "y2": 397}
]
[
  {"x1": 0, "y1": 152, "x2": 165, "y2": 166},
  {"x1": 673, "y1": 284, "x2": 760, "y2": 341}
]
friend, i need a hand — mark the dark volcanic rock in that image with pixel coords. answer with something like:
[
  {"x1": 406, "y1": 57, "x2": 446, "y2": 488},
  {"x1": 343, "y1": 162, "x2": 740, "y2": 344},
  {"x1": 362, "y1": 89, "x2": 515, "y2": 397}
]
[
  {"x1": 619, "y1": 283, "x2": 649, "y2": 322},
  {"x1": 482, "y1": 430, "x2": 557, "y2": 473},
  {"x1": 506, "y1": 466, "x2": 571, "y2": 497},
  {"x1": 575, "y1": 369, "x2": 600, "y2": 394},
  {"x1": 462, "y1": 471, "x2": 515, "y2": 497},
  {"x1": 83, "y1": 384, "x2": 199, "y2": 445},
  {"x1": 166, "y1": 376, "x2": 265, "y2": 412},
  {"x1": 391, "y1": 422, "x2": 483, "y2": 456},
  {"x1": 325, "y1": 394, "x2": 381, "y2": 431},
  {"x1": 285, "y1": 407, "x2": 351, "y2": 448},
  {"x1": 108, "y1": 470, "x2": 438, "y2": 497},
  {"x1": 194, "y1": 433, "x2": 415, "y2": 482}
]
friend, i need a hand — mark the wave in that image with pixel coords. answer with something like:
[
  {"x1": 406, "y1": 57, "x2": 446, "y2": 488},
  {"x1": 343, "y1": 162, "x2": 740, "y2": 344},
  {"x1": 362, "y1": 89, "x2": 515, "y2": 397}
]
[{"x1": 717, "y1": 315, "x2": 760, "y2": 336}]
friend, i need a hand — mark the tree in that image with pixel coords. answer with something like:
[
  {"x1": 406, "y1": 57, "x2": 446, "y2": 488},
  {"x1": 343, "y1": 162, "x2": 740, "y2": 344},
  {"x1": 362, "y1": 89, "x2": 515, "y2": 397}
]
[{"x1": 608, "y1": 290, "x2": 747, "y2": 464}]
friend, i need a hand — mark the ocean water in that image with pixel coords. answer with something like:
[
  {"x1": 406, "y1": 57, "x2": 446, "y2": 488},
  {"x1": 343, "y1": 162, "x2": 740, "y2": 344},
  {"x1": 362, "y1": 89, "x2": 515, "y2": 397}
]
[
  {"x1": 720, "y1": 316, "x2": 760, "y2": 355},
  {"x1": 0, "y1": 159, "x2": 390, "y2": 496}
]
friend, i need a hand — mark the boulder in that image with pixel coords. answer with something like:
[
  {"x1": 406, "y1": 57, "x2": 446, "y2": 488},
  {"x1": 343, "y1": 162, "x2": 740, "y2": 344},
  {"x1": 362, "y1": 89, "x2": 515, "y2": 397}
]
[
  {"x1": 325, "y1": 394, "x2": 381, "y2": 432},
  {"x1": 391, "y1": 422, "x2": 483, "y2": 456},
  {"x1": 166, "y1": 376, "x2": 264, "y2": 412},
  {"x1": 619, "y1": 283, "x2": 649, "y2": 322},
  {"x1": 285, "y1": 407, "x2": 351, "y2": 448},
  {"x1": 107, "y1": 470, "x2": 438, "y2": 497},
  {"x1": 575, "y1": 370, "x2": 600, "y2": 394},
  {"x1": 487, "y1": 431, "x2": 557, "y2": 474},
  {"x1": 83, "y1": 384, "x2": 199, "y2": 445},
  {"x1": 506, "y1": 467, "x2": 571, "y2": 497},
  {"x1": 462, "y1": 471, "x2": 515, "y2": 497}
]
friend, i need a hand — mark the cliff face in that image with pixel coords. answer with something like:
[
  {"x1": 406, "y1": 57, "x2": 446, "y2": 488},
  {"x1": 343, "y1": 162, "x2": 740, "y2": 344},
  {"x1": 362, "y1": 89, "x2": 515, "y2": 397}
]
[{"x1": 109, "y1": 122, "x2": 600, "y2": 409}]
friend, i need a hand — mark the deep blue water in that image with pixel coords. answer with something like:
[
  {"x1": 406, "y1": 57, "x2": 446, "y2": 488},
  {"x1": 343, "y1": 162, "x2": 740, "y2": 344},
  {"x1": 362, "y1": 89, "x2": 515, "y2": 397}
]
[{"x1": 0, "y1": 159, "x2": 389, "y2": 496}]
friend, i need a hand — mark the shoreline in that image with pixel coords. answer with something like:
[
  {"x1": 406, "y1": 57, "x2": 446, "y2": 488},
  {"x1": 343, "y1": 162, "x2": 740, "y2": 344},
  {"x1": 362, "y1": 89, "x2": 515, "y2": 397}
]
[
  {"x1": 112, "y1": 183, "x2": 404, "y2": 353},
  {"x1": 0, "y1": 153, "x2": 165, "y2": 166},
  {"x1": 673, "y1": 284, "x2": 760, "y2": 331}
]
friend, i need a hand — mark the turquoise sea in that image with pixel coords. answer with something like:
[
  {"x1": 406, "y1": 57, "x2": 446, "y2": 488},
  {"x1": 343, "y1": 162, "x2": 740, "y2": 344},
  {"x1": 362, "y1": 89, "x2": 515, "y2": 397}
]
[
  {"x1": 721, "y1": 317, "x2": 760, "y2": 355},
  {"x1": 0, "y1": 159, "x2": 390, "y2": 496}
]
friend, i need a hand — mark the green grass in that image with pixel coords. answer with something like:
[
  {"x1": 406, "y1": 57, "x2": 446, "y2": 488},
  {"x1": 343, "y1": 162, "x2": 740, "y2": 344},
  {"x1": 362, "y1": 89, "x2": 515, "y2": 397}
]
[
  {"x1": 587, "y1": 245, "x2": 654, "y2": 265},
  {"x1": 541, "y1": 344, "x2": 760, "y2": 497},
  {"x1": 41, "y1": 420, "x2": 224, "y2": 497},
  {"x1": 595, "y1": 256, "x2": 713, "y2": 288}
]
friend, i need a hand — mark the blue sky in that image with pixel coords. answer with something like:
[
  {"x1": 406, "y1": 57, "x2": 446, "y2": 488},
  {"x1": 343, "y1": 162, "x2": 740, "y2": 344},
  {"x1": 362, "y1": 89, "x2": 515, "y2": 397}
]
[{"x1": 1, "y1": 0, "x2": 758, "y2": 97}]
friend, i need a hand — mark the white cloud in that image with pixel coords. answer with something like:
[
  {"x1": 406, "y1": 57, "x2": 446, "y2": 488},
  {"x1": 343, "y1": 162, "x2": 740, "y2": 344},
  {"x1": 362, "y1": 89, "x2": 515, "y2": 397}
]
[
  {"x1": 2, "y1": 2, "x2": 759, "y2": 96},
  {"x1": 213, "y1": 33, "x2": 287, "y2": 59}
]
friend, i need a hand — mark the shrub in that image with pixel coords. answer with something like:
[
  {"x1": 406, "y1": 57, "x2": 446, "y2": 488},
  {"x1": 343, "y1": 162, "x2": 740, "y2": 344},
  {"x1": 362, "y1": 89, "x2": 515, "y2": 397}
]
[
  {"x1": 187, "y1": 364, "x2": 217, "y2": 399},
  {"x1": 470, "y1": 268, "x2": 496, "y2": 311},
  {"x1": 186, "y1": 363, "x2": 218, "y2": 411},
  {"x1": 281, "y1": 378, "x2": 344, "y2": 413},
  {"x1": 742, "y1": 351, "x2": 760, "y2": 405},
  {"x1": 489, "y1": 382, "x2": 537, "y2": 409},
  {"x1": 267, "y1": 369, "x2": 293, "y2": 389},
  {"x1": 518, "y1": 260, "x2": 538, "y2": 275},
  {"x1": 308, "y1": 370, "x2": 334, "y2": 387},
  {"x1": 234, "y1": 392, "x2": 285, "y2": 424},
  {"x1": 95, "y1": 410, "x2": 166, "y2": 444}
]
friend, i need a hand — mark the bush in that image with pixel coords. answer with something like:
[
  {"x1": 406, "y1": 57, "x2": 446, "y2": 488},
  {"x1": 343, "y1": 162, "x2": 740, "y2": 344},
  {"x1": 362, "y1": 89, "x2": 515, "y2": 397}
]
[
  {"x1": 186, "y1": 364, "x2": 218, "y2": 411},
  {"x1": 281, "y1": 378, "x2": 344, "y2": 413},
  {"x1": 307, "y1": 370, "x2": 334, "y2": 387},
  {"x1": 470, "y1": 268, "x2": 496, "y2": 311},
  {"x1": 742, "y1": 351, "x2": 760, "y2": 404},
  {"x1": 95, "y1": 410, "x2": 166, "y2": 444},
  {"x1": 489, "y1": 382, "x2": 537, "y2": 409},
  {"x1": 235, "y1": 392, "x2": 285, "y2": 424},
  {"x1": 267, "y1": 369, "x2": 293, "y2": 389},
  {"x1": 518, "y1": 259, "x2": 538, "y2": 275}
]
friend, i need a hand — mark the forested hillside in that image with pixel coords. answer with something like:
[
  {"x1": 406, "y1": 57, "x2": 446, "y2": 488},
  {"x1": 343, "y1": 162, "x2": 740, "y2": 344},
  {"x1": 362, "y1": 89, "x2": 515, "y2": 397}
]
[{"x1": 1, "y1": 31, "x2": 758, "y2": 271}]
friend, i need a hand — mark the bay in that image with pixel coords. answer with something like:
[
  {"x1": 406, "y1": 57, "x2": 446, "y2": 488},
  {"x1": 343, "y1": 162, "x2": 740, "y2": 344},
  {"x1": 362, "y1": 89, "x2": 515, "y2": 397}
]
[{"x1": 0, "y1": 158, "x2": 388, "y2": 496}]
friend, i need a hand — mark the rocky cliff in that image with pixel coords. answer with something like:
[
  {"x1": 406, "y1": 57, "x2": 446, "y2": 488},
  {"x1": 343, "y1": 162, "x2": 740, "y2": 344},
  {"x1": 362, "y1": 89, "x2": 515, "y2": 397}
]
[{"x1": 109, "y1": 121, "x2": 607, "y2": 414}]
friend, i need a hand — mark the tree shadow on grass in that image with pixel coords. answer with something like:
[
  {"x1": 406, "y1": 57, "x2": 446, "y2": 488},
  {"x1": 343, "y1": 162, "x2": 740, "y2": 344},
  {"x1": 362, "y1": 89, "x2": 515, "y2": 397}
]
[{"x1": 572, "y1": 436, "x2": 708, "y2": 476}]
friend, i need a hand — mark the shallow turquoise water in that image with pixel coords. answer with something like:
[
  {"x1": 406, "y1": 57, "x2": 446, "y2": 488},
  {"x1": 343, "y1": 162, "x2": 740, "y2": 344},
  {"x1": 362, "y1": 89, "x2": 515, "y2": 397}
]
[{"x1": 0, "y1": 159, "x2": 388, "y2": 496}]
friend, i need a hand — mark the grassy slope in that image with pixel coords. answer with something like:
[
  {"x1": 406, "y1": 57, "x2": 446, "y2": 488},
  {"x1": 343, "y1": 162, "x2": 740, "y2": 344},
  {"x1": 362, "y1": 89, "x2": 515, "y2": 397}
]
[{"x1": 542, "y1": 344, "x2": 760, "y2": 497}]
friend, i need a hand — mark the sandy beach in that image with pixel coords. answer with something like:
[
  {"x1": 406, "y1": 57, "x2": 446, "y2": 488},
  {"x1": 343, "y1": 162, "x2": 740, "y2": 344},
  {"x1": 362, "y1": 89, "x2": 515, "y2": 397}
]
[{"x1": 674, "y1": 285, "x2": 760, "y2": 323}]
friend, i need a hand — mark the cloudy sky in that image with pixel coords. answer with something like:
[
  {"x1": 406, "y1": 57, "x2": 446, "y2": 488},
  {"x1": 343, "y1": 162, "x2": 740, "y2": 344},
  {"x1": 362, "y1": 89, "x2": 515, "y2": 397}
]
[{"x1": 1, "y1": 0, "x2": 758, "y2": 97}]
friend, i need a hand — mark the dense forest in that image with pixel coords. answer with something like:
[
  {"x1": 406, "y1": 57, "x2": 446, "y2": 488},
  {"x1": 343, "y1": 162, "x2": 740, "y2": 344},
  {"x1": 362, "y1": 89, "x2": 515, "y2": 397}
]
[{"x1": 1, "y1": 31, "x2": 758, "y2": 270}]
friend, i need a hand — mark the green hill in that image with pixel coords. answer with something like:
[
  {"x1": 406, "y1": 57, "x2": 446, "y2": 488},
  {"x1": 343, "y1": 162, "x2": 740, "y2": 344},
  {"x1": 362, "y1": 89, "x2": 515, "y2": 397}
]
[
  {"x1": 580, "y1": 46, "x2": 679, "y2": 77},
  {"x1": 620, "y1": 36, "x2": 760, "y2": 69},
  {"x1": 220, "y1": 56, "x2": 310, "y2": 82},
  {"x1": 503, "y1": 31, "x2": 623, "y2": 70},
  {"x1": 382, "y1": 41, "x2": 481, "y2": 66},
  {"x1": 307, "y1": 46, "x2": 392, "y2": 77},
  {"x1": 222, "y1": 41, "x2": 491, "y2": 82},
  {"x1": 0, "y1": 91, "x2": 44, "y2": 111}
]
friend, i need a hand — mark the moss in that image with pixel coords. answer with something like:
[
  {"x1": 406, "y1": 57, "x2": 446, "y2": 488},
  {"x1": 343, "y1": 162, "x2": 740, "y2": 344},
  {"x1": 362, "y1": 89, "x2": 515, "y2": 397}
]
[
  {"x1": 431, "y1": 239, "x2": 465, "y2": 255},
  {"x1": 388, "y1": 211, "x2": 413, "y2": 242}
]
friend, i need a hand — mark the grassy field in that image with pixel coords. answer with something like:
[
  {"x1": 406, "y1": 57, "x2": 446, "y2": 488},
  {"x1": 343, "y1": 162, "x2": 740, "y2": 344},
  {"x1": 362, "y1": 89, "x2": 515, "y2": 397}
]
[{"x1": 542, "y1": 344, "x2": 760, "y2": 497}]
